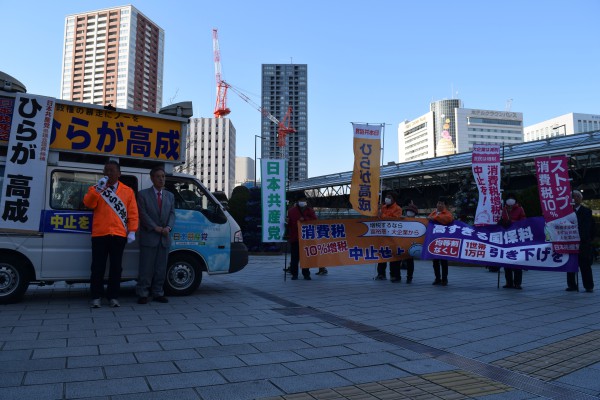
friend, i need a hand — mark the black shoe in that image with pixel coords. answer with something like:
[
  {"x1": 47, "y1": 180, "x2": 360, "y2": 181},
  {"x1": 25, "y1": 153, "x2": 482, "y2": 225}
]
[
  {"x1": 153, "y1": 296, "x2": 169, "y2": 303},
  {"x1": 303, "y1": 276, "x2": 311, "y2": 280},
  {"x1": 441, "y1": 280, "x2": 448, "y2": 286},
  {"x1": 406, "y1": 277, "x2": 413, "y2": 284},
  {"x1": 432, "y1": 279, "x2": 442, "y2": 285},
  {"x1": 291, "y1": 276, "x2": 298, "y2": 280},
  {"x1": 565, "y1": 286, "x2": 578, "y2": 292},
  {"x1": 514, "y1": 285, "x2": 522, "y2": 290},
  {"x1": 503, "y1": 284, "x2": 513, "y2": 289},
  {"x1": 137, "y1": 297, "x2": 149, "y2": 304},
  {"x1": 375, "y1": 275, "x2": 386, "y2": 280},
  {"x1": 390, "y1": 277, "x2": 400, "y2": 283},
  {"x1": 585, "y1": 288, "x2": 594, "y2": 293}
]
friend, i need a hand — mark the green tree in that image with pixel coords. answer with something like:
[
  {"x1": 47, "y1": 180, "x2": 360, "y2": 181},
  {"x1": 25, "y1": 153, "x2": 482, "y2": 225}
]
[{"x1": 228, "y1": 185, "x2": 250, "y2": 229}]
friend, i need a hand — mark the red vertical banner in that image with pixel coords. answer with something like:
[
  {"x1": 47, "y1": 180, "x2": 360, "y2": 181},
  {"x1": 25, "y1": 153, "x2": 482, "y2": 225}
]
[
  {"x1": 534, "y1": 156, "x2": 580, "y2": 253},
  {"x1": 472, "y1": 144, "x2": 502, "y2": 226}
]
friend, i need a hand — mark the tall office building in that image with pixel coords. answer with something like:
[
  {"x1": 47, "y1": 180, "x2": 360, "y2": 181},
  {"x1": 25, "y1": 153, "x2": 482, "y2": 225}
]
[
  {"x1": 398, "y1": 99, "x2": 523, "y2": 162},
  {"x1": 261, "y1": 64, "x2": 308, "y2": 181},
  {"x1": 181, "y1": 118, "x2": 236, "y2": 196},
  {"x1": 60, "y1": 5, "x2": 164, "y2": 112},
  {"x1": 524, "y1": 113, "x2": 600, "y2": 142}
]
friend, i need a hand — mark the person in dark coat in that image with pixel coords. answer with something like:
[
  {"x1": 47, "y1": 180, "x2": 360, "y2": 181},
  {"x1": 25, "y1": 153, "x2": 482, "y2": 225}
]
[
  {"x1": 287, "y1": 196, "x2": 317, "y2": 280},
  {"x1": 566, "y1": 190, "x2": 595, "y2": 293},
  {"x1": 500, "y1": 193, "x2": 527, "y2": 289}
]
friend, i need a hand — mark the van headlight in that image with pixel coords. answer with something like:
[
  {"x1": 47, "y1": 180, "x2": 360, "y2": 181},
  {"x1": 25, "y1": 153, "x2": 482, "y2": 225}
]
[{"x1": 234, "y1": 230, "x2": 243, "y2": 242}]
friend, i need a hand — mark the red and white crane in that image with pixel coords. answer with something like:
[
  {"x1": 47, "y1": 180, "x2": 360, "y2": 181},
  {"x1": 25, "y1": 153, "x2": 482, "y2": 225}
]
[
  {"x1": 212, "y1": 28, "x2": 230, "y2": 118},
  {"x1": 222, "y1": 80, "x2": 295, "y2": 147}
]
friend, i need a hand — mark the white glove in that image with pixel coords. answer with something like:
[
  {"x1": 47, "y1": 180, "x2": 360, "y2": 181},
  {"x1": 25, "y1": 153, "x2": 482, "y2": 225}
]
[
  {"x1": 127, "y1": 231, "x2": 136, "y2": 244},
  {"x1": 96, "y1": 176, "x2": 108, "y2": 192}
]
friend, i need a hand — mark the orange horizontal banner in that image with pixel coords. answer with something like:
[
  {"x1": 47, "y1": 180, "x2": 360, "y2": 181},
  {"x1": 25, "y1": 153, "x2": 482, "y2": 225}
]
[
  {"x1": 51, "y1": 103, "x2": 183, "y2": 162},
  {"x1": 298, "y1": 217, "x2": 429, "y2": 268}
]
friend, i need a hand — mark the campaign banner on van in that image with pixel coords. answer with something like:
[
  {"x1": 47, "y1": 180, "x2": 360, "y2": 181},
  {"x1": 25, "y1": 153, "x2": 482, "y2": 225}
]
[
  {"x1": 0, "y1": 94, "x2": 54, "y2": 232},
  {"x1": 261, "y1": 159, "x2": 286, "y2": 242},
  {"x1": 349, "y1": 123, "x2": 381, "y2": 217},
  {"x1": 472, "y1": 143, "x2": 502, "y2": 226},
  {"x1": 421, "y1": 217, "x2": 578, "y2": 272},
  {"x1": 51, "y1": 103, "x2": 183, "y2": 162},
  {"x1": 535, "y1": 156, "x2": 579, "y2": 253},
  {"x1": 298, "y1": 217, "x2": 428, "y2": 268}
]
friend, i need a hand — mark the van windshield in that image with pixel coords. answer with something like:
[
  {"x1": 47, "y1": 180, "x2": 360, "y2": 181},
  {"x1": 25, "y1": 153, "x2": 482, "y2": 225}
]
[{"x1": 166, "y1": 177, "x2": 227, "y2": 224}]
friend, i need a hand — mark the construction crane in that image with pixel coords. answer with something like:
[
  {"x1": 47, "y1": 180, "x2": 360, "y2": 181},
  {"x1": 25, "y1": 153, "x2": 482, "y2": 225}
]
[
  {"x1": 212, "y1": 28, "x2": 230, "y2": 118},
  {"x1": 221, "y1": 80, "x2": 295, "y2": 148}
]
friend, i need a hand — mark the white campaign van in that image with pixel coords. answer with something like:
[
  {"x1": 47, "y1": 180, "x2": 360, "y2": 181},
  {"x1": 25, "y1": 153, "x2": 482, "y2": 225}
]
[{"x1": 0, "y1": 91, "x2": 248, "y2": 304}]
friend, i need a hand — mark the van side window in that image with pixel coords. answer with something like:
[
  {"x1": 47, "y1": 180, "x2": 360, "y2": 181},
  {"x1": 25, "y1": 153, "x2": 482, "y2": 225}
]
[
  {"x1": 165, "y1": 177, "x2": 227, "y2": 224},
  {"x1": 50, "y1": 170, "x2": 138, "y2": 211}
]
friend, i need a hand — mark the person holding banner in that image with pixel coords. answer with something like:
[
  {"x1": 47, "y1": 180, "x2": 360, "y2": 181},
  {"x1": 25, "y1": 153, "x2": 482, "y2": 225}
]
[
  {"x1": 376, "y1": 193, "x2": 403, "y2": 281},
  {"x1": 399, "y1": 200, "x2": 419, "y2": 283},
  {"x1": 288, "y1": 196, "x2": 317, "y2": 280},
  {"x1": 84, "y1": 161, "x2": 139, "y2": 308},
  {"x1": 428, "y1": 197, "x2": 454, "y2": 285},
  {"x1": 566, "y1": 190, "x2": 595, "y2": 293},
  {"x1": 500, "y1": 193, "x2": 526, "y2": 289}
]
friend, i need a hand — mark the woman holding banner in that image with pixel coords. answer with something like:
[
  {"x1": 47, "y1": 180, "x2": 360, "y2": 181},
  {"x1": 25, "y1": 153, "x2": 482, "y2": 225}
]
[
  {"x1": 428, "y1": 197, "x2": 454, "y2": 286},
  {"x1": 376, "y1": 192, "x2": 403, "y2": 281},
  {"x1": 500, "y1": 193, "x2": 527, "y2": 289}
]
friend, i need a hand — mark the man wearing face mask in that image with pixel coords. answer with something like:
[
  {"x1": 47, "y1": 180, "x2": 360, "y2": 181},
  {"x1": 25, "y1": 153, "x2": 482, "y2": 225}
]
[
  {"x1": 499, "y1": 194, "x2": 526, "y2": 289},
  {"x1": 399, "y1": 200, "x2": 419, "y2": 283},
  {"x1": 376, "y1": 192, "x2": 403, "y2": 281},
  {"x1": 287, "y1": 196, "x2": 318, "y2": 280},
  {"x1": 566, "y1": 190, "x2": 595, "y2": 293}
]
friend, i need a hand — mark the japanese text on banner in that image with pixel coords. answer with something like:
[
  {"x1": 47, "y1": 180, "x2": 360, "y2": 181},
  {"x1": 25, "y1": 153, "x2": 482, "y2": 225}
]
[
  {"x1": 349, "y1": 123, "x2": 381, "y2": 217},
  {"x1": 261, "y1": 159, "x2": 286, "y2": 243},
  {"x1": 0, "y1": 94, "x2": 54, "y2": 232},
  {"x1": 472, "y1": 143, "x2": 501, "y2": 225},
  {"x1": 534, "y1": 156, "x2": 579, "y2": 253}
]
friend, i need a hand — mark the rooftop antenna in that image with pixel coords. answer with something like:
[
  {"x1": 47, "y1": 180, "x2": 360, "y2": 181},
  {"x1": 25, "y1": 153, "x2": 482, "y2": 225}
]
[{"x1": 505, "y1": 98, "x2": 513, "y2": 112}]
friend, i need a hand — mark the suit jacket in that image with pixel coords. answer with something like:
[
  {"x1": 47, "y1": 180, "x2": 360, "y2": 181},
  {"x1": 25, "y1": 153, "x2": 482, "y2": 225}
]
[
  {"x1": 137, "y1": 187, "x2": 175, "y2": 247},
  {"x1": 576, "y1": 204, "x2": 594, "y2": 251}
]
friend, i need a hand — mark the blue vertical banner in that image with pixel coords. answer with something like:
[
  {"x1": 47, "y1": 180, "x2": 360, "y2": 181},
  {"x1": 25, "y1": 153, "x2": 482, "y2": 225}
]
[{"x1": 261, "y1": 159, "x2": 287, "y2": 243}]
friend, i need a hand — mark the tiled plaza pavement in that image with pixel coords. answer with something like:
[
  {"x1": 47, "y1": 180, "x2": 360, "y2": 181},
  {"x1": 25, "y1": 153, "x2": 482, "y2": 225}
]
[{"x1": 1, "y1": 256, "x2": 599, "y2": 399}]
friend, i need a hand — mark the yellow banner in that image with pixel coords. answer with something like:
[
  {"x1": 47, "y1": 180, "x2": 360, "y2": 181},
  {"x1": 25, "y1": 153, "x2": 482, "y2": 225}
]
[
  {"x1": 51, "y1": 103, "x2": 183, "y2": 162},
  {"x1": 299, "y1": 217, "x2": 429, "y2": 268},
  {"x1": 349, "y1": 124, "x2": 381, "y2": 217}
]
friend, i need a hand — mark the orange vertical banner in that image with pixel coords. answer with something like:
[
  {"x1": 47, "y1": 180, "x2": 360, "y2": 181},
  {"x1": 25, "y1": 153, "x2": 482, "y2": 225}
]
[{"x1": 349, "y1": 123, "x2": 381, "y2": 217}]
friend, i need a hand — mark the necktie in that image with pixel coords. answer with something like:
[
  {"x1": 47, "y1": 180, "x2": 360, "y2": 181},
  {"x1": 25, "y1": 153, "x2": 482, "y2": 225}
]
[{"x1": 157, "y1": 191, "x2": 162, "y2": 215}]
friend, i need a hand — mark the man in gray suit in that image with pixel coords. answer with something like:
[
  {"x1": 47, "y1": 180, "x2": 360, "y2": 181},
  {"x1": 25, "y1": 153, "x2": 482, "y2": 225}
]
[{"x1": 136, "y1": 166, "x2": 176, "y2": 304}]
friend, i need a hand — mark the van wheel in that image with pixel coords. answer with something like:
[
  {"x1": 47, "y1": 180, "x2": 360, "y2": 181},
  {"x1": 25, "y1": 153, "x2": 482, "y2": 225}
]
[
  {"x1": 164, "y1": 254, "x2": 202, "y2": 296},
  {"x1": 0, "y1": 256, "x2": 30, "y2": 304}
]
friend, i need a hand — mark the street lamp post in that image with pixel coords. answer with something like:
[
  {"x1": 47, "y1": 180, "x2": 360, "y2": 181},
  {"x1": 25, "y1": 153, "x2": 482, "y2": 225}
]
[{"x1": 254, "y1": 135, "x2": 266, "y2": 187}]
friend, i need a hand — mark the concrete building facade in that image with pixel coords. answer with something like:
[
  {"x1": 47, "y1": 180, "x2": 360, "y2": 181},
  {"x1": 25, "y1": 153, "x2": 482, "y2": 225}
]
[
  {"x1": 524, "y1": 113, "x2": 600, "y2": 142},
  {"x1": 60, "y1": 5, "x2": 164, "y2": 112},
  {"x1": 181, "y1": 118, "x2": 236, "y2": 196},
  {"x1": 398, "y1": 99, "x2": 523, "y2": 162},
  {"x1": 261, "y1": 64, "x2": 308, "y2": 181},
  {"x1": 235, "y1": 156, "x2": 254, "y2": 187}
]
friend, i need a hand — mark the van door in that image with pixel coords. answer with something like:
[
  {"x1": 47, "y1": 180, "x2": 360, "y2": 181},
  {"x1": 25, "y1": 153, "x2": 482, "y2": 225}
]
[
  {"x1": 40, "y1": 168, "x2": 140, "y2": 280},
  {"x1": 165, "y1": 177, "x2": 231, "y2": 273}
]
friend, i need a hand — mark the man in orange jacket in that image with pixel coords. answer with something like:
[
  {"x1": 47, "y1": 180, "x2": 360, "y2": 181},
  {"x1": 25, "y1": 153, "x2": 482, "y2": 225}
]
[
  {"x1": 376, "y1": 192, "x2": 403, "y2": 281},
  {"x1": 428, "y1": 197, "x2": 454, "y2": 286},
  {"x1": 84, "y1": 160, "x2": 138, "y2": 308}
]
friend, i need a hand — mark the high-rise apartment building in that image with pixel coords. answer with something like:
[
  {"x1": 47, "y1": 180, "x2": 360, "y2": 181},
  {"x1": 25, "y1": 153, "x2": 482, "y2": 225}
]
[
  {"x1": 181, "y1": 118, "x2": 236, "y2": 196},
  {"x1": 60, "y1": 5, "x2": 164, "y2": 112},
  {"x1": 261, "y1": 64, "x2": 308, "y2": 181},
  {"x1": 398, "y1": 99, "x2": 523, "y2": 162},
  {"x1": 524, "y1": 113, "x2": 600, "y2": 142}
]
